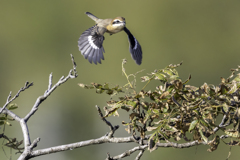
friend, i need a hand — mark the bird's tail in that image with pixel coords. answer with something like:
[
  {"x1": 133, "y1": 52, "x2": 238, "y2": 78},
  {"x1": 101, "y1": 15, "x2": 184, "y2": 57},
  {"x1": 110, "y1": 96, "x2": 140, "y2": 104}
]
[{"x1": 85, "y1": 12, "x2": 99, "y2": 22}]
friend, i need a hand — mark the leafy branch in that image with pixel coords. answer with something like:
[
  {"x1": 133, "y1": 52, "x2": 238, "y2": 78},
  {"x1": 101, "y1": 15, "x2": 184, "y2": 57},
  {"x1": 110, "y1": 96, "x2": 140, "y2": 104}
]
[{"x1": 79, "y1": 60, "x2": 240, "y2": 159}]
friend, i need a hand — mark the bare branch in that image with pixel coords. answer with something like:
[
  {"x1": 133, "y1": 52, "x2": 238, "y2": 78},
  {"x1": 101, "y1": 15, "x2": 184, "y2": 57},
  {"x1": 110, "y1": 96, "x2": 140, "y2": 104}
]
[
  {"x1": 19, "y1": 119, "x2": 31, "y2": 148},
  {"x1": 106, "y1": 140, "x2": 207, "y2": 160},
  {"x1": 45, "y1": 73, "x2": 53, "y2": 94},
  {"x1": 0, "y1": 108, "x2": 21, "y2": 122},
  {"x1": 155, "y1": 140, "x2": 206, "y2": 148},
  {"x1": 135, "y1": 150, "x2": 145, "y2": 160},
  {"x1": 30, "y1": 138, "x2": 41, "y2": 149},
  {"x1": 24, "y1": 54, "x2": 78, "y2": 122},
  {"x1": 0, "y1": 81, "x2": 33, "y2": 114},
  {"x1": 96, "y1": 105, "x2": 119, "y2": 137},
  {"x1": 213, "y1": 107, "x2": 231, "y2": 133},
  {"x1": 28, "y1": 135, "x2": 136, "y2": 159},
  {"x1": 106, "y1": 145, "x2": 148, "y2": 160},
  {"x1": 16, "y1": 54, "x2": 78, "y2": 160},
  {"x1": 0, "y1": 54, "x2": 78, "y2": 160}
]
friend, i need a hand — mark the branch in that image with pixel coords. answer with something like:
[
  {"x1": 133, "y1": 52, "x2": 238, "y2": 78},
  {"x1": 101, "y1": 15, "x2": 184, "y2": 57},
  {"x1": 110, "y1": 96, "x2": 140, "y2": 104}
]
[
  {"x1": 0, "y1": 81, "x2": 33, "y2": 114},
  {"x1": 96, "y1": 105, "x2": 119, "y2": 137},
  {"x1": 24, "y1": 54, "x2": 77, "y2": 122},
  {"x1": 213, "y1": 107, "x2": 231, "y2": 133},
  {"x1": 106, "y1": 145, "x2": 148, "y2": 160},
  {"x1": 0, "y1": 108, "x2": 21, "y2": 122},
  {"x1": 17, "y1": 54, "x2": 78, "y2": 160},
  {"x1": 155, "y1": 140, "x2": 206, "y2": 148},
  {"x1": 135, "y1": 150, "x2": 145, "y2": 160},
  {"x1": 0, "y1": 54, "x2": 78, "y2": 160},
  {"x1": 28, "y1": 135, "x2": 136, "y2": 159}
]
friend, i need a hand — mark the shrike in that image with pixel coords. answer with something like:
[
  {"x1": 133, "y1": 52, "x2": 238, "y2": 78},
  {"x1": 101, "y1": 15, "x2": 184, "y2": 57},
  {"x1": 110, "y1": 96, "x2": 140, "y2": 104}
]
[{"x1": 78, "y1": 12, "x2": 142, "y2": 65}]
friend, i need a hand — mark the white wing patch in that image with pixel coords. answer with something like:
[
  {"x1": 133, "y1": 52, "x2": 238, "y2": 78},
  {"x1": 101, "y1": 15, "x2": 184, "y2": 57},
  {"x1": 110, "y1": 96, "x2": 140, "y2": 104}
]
[
  {"x1": 133, "y1": 37, "x2": 138, "y2": 50},
  {"x1": 88, "y1": 36, "x2": 99, "y2": 49}
]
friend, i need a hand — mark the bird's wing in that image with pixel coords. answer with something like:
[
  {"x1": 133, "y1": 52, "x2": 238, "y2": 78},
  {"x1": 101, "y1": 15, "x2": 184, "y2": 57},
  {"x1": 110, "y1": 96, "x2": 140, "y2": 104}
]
[
  {"x1": 123, "y1": 27, "x2": 142, "y2": 65},
  {"x1": 78, "y1": 25, "x2": 107, "y2": 64}
]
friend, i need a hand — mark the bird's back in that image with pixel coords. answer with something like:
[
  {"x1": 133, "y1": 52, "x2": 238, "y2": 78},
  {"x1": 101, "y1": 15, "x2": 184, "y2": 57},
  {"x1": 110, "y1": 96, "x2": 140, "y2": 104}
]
[{"x1": 96, "y1": 19, "x2": 112, "y2": 28}]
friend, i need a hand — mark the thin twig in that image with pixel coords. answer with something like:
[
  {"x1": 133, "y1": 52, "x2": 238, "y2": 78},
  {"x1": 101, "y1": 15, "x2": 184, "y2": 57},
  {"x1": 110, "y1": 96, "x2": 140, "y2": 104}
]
[
  {"x1": 96, "y1": 105, "x2": 119, "y2": 137},
  {"x1": 24, "y1": 54, "x2": 77, "y2": 122},
  {"x1": 16, "y1": 54, "x2": 77, "y2": 160},
  {"x1": 0, "y1": 82, "x2": 33, "y2": 114},
  {"x1": 135, "y1": 150, "x2": 145, "y2": 160},
  {"x1": 107, "y1": 145, "x2": 148, "y2": 160}
]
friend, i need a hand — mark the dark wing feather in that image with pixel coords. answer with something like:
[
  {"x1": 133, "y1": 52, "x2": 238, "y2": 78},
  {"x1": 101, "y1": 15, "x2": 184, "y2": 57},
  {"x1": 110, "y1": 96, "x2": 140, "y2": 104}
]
[
  {"x1": 123, "y1": 27, "x2": 142, "y2": 65},
  {"x1": 78, "y1": 25, "x2": 106, "y2": 64}
]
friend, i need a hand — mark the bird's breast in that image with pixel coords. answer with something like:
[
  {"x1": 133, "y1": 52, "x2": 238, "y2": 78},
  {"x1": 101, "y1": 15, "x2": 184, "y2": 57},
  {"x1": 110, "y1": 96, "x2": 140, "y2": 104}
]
[{"x1": 106, "y1": 25, "x2": 124, "y2": 34}]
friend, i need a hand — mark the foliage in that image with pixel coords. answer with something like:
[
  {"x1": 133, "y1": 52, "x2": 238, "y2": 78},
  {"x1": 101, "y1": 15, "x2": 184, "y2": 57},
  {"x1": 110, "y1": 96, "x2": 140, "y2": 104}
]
[
  {"x1": 0, "y1": 103, "x2": 24, "y2": 154},
  {"x1": 79, "y1": 60, "x2": 240, "y2": 152}
]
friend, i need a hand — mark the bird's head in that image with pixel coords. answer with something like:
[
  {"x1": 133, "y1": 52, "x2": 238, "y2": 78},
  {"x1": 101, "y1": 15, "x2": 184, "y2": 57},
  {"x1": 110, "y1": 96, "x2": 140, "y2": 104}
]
[{"x1": 111, "y1": 17, "x2": 126, "y2": 29}]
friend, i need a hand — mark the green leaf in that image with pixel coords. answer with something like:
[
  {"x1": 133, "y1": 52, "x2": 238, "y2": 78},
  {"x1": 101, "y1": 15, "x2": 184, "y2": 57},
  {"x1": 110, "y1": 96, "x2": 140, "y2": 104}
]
[
  {"x1": 148, "y1": 135, "x2": 158, "y2": 152},
  {"x1": 164, "y1": 125, "x2": 178, "y2": 132},
  {"x1": 162, "y1": 103, "x2": 169, "y2": 113},
  {"x1": 199, "y1": 129, "x2": 208, "y2": 143},
  {"x1": 193, "y1": 110, "x2": 200, "y2": 116},
  {"x1": 163, "y1": 69, "x2": 174, "y2": 76},
  {"x1": 219, "y1": 84, "x2": 228, "y2": 94},
  {"x1": 152, "y1": 109, "x2": 159, "y2": 114},
  {"x1": 0, "y1": 117, "x2": 7, "y2": 120},
  {"x1": 103, "y1": 83, "x2": 109, "y2": 90},
  {"x1": 141, "y1": 76, "x2": 150, "y2": 82},
  {"x1": 105, "y1": 89, "x2": 114, "y2": 95},
  {"x1": 199, "y1": 119, "x2": 210, "y2": 129},
  {"x1": 92, "y1": 83, "x2": 102, "y2": 89},
  {"x1": 0, "y1": 121, "x2": 4, "y2": 125},
  {"x1": 189, "y1": 120, "x2": 198, "y2": 132},
  {"x1": 228, "y1": 83, "x2": 237, "y2": 94},
  {"x1": 104, "y1": 107, "x2": 120, "y2": 117},
  {"x1": 126, "y1": 101, "x2": 137, "y2": 108},
  {"x1": 96, "y1": 88, "x2": 104, "y2": 94},
  {"x1": 232, "y1": 75, "x2": 240, "y2": 82},
  {"x1": 78, "y1": 83, "x2": 94, "y2": 89},
  {"x1": 113, "y1": 85, "x2": 123, "y2": 92},
  {"x1": 158, "y1": 130, "x2": 169, "y2": 139},
  {"x1": 8, "y1": 103, "x2": 18, "y2": 110},
  {"x1": 183, "y1": 74, "x2": 191, "y2": 85},
  {"x1": 169, "y1": 75, "x2": 180, "y2": 81},
  {"x1": 222, "y1": 103, "x2": 229, "y2": 113},
  {"x1": 154, "y1": 73, "x2": 167, "y2": 81}
]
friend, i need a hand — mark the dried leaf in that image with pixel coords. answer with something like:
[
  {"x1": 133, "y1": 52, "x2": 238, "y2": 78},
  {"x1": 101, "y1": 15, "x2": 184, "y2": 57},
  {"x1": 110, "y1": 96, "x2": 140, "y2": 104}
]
[
  {"x1": 207, "y1": 135, "x2": 220, "y2": 152},
  {"x1": 146, "y1": 126, "x2": 158, "y2": 132},
  {"x1": 141, "y1": 76, "x2": 151, "y2": 82},
  {"x1": 225, "y1": 130, "x2": 239, "y2": 138},
  {"x1": 129, "y1": 113, "x2": 140, "y2": 120}
]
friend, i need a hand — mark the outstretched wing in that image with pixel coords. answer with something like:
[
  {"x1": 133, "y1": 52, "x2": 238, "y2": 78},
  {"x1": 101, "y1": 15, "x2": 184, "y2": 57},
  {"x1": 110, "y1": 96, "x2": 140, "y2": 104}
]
[
  {"x1": 123, "y1": 27, "x2": 142, "y2": 65},
  {"x1": 78, "y1": 25, "x2": 106, "y2": 64}
]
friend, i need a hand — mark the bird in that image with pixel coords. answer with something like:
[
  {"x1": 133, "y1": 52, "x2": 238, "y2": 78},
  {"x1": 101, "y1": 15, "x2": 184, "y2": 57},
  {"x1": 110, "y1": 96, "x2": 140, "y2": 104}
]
[{"x1": 78, "y1": 12, "x2": 142, "y2": 65}]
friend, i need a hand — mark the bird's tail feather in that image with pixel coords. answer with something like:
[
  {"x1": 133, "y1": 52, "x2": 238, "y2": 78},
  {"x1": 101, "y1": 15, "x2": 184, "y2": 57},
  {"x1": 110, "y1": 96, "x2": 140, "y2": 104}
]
[{"x1": 85, "y1": 12, "x2": 99, "y2": 22}]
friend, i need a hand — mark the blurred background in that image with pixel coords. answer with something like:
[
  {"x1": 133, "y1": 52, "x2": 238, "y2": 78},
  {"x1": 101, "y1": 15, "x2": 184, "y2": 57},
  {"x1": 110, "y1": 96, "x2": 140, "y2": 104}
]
[{"x1": 1, "y1": 0, "x2": 240, "y2": 159}]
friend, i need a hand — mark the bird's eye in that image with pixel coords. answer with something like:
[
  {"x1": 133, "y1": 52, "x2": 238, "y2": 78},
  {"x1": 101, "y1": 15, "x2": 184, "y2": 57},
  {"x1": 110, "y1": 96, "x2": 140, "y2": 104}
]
[{"x1": 113, "y1": 20, "x2": 120, "y2": 24}]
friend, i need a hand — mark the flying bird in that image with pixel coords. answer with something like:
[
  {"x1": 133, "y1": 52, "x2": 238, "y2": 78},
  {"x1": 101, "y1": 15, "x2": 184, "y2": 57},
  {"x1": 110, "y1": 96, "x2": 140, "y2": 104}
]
[{"x1": 78, "y1": 12, "x2": 142, "y2": 65}]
